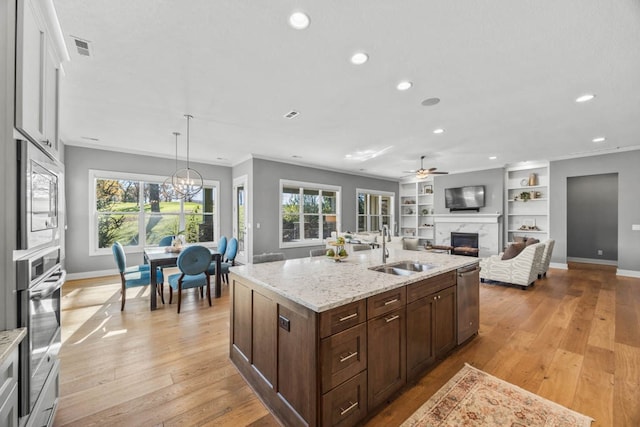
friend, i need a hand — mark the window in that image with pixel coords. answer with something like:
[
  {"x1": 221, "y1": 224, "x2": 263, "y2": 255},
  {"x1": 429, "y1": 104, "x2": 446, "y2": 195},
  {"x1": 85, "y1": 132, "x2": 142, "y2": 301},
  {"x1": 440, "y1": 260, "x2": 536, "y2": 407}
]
[
  {"x1": 90, "y1": 170, "x2": 219, "y2": 255},
  {"x1": 357, "y1": 189, "x2": 394, "y2": 233},
  {"x1": 280, "y1": 180, "x2": 341, "y2": 247}
]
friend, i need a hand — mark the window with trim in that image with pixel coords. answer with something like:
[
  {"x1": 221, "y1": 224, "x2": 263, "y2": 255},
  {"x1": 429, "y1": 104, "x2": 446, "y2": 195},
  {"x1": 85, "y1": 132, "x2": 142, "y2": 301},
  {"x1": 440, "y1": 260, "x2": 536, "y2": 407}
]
[
  {"x1": 90, "y1": 170, "x2": 219, "y2": 254},
  {"x1": 357, "y1": 189, "x2": 394, "y2": 232},
  {"x1": 280, "y1": 180, "x2": 341, "y2": 247}
]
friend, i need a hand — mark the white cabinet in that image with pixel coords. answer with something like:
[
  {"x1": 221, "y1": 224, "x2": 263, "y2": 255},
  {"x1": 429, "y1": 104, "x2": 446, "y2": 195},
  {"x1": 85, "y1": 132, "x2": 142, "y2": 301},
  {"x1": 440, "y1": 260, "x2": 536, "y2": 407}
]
[
  {"x1": 400, "y1": 180, "x2": 435, "y2": 245},
  {"x1": 505, "y1": 162, "x2": 550, "y2": 243},
  {"x1": 16, "y1": 0, "x2": 63, "y2": 160}
]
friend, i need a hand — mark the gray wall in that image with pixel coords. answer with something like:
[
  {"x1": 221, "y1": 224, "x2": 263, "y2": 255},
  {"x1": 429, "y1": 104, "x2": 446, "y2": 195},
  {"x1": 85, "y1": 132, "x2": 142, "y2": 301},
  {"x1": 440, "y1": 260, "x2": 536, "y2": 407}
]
[
  {"x1": 250, "y1": 158, "x2": 399, "y2": 260},
  {"x1": 64, "y1": 146, "x2": 233, "y2": 274},
  {"x1": 550, "y1": 150, "x2": 640, "y2": 271},
  {"x1": 432, "y1": 168, "x2": 505, "y2": 215},
  {"x1": 567, "y1": 174, "x2": 618, "y2": 261}
]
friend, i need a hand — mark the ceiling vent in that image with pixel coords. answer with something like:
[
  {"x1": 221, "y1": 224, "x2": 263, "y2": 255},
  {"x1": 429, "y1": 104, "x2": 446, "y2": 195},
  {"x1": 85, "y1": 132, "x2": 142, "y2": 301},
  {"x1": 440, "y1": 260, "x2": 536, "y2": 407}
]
[
  {"x1": 283, "y1": 110, "x2": 299, "y2": 119},
  {"x1": 73, "y1": 37, "x2": 92, "y2": 56}
]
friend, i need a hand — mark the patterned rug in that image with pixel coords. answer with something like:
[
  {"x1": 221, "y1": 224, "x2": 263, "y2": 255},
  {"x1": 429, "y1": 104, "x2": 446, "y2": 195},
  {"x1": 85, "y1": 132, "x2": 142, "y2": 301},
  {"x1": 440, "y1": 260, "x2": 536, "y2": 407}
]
[{"x1": 402, "y1": 364, "x2": 593, "y2": 426}]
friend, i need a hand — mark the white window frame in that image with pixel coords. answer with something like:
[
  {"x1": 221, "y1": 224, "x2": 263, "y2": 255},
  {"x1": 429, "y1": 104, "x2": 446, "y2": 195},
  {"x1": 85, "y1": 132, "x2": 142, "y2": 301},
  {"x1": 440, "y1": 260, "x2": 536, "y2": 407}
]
[
  {"x1": 89, "y1": 169, "x2": 220, "y2": 256},
  {"x1": 356, "y1": 188, "x2": 395, "y2": 233},
  {"x1": 279, "y1": 179, "x2": 342, "y2": 248}
]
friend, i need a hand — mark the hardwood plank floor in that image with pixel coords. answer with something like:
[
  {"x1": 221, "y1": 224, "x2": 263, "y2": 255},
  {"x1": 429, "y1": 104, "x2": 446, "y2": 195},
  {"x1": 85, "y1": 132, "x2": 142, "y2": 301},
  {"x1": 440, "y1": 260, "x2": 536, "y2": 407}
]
[{"x1": 54, "y1": 266, "x2": 640, "y2": 426}]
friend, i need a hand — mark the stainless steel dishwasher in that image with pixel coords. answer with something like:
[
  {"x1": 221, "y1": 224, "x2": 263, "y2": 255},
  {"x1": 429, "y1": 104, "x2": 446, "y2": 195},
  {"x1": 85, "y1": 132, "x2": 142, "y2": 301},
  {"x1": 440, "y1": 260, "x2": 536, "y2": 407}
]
[{"x1": 457, "y1": 263, "x2": 481, "y2": 344}]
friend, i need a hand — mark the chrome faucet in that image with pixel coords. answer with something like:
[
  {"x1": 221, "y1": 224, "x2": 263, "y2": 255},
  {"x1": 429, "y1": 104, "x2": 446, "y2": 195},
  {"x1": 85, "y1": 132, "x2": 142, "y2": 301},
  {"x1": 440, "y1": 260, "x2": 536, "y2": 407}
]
[{"x1": 381, "y1": 226, "x2": 390, "y2": 263}]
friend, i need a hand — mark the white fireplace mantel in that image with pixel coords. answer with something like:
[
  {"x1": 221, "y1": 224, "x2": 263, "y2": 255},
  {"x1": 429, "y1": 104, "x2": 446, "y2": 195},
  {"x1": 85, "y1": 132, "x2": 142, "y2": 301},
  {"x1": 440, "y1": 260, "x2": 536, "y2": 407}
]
[{"x1": 433, "y1": 213, "x2": 502, "y2": 224}]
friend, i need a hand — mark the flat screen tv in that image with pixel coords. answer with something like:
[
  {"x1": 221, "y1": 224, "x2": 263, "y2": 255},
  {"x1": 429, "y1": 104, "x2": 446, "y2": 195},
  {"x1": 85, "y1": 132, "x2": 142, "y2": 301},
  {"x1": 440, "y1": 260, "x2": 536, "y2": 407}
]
[{"x1": 444, "y1": 185, "x2": 485, "y2": 211}]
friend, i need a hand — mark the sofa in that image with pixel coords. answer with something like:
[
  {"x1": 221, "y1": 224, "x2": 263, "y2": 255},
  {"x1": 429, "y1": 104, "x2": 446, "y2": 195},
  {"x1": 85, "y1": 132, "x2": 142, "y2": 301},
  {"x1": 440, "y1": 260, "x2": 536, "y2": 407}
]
[{"x1": 479, "y1": 242, "x2": 545, "y2": 289}]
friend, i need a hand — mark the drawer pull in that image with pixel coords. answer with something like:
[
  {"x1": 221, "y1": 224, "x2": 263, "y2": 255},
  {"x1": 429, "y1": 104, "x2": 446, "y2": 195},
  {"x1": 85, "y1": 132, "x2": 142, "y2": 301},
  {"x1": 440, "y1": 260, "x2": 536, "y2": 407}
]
[
  {"x1": 385, "y1": 314, "x2": 400, "y2": 323},
  {"x1": 339, "y1": 351, "x2": 358, "y2": 363},
  {"x1": 339, "y1": 313, "x2": 358, "y2": 322},
  {"x1": 340, "y1": 401, "x2": 358, "y2": 416},
  {"x1": 384, "y1": 298, "x2": 399, "y2": 306}
]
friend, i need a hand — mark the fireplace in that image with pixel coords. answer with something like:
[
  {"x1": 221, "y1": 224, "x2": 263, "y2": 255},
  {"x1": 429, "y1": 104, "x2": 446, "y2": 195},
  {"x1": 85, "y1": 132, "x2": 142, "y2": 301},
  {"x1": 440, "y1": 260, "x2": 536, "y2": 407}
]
[{"x1": 451, "y1": 232, "x2": 479, "y2": 257}]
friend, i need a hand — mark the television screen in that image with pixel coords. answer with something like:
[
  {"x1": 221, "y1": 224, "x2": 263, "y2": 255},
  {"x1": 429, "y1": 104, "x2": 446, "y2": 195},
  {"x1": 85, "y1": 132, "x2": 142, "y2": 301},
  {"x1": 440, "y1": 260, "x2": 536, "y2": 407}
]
[{"x1": 444, "y1": 185, "x2": 485, "y2": 210}]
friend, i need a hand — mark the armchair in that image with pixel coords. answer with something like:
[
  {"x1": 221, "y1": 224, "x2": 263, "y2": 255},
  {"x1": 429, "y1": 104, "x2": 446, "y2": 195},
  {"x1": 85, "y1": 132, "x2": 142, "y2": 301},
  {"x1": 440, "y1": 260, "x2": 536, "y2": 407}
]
[
  {"x1": 538, "y1": 239, "x2": 555, "y2": 278},
  {"x1": 480, "y1": 242, "x2": 545, "y2": 289}
]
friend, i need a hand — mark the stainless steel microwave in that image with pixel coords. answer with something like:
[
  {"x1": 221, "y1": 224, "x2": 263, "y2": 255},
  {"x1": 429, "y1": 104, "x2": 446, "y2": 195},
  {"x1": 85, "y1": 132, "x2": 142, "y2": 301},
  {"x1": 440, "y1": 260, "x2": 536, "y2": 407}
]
[{"x1": 18, "y1": 140, "x2": 64, "y2": 251}]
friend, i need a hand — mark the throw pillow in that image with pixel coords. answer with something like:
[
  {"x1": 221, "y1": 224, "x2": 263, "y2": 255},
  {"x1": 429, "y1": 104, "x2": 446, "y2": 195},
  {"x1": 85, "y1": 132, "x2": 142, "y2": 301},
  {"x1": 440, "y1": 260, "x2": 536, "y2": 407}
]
[
  {"x1": 525, "y1": 238, "x2": 540, "y2": 246},
  {"x1": 502, "y1": 243, "x2": 525, "y2": 260}
]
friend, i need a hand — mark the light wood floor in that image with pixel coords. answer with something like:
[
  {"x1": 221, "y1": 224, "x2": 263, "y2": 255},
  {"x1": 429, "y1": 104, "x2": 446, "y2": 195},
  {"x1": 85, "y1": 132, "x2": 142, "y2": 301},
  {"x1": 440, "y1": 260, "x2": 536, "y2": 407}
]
[{"x1": 54, "y1": 265, "x2": 640, "y2": 426}]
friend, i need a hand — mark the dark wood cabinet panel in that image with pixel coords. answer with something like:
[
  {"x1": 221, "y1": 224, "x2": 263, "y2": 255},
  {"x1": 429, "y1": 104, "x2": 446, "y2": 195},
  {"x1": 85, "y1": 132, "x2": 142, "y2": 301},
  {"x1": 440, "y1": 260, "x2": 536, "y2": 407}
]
[
  {"x1": 321, "y1": 371, "x2": 367, "y2": 427},
  {"x1": 406, "y1": 296, "x2": 435, "y2": 378},
  {"x1": 231, "y1": 280, "x2": 252, "y2": 360},
  {"x1": 320, "y1": 300, "x2": 366, "y2": 338},
  {"x1": 407, "y1": 270, "x2": 456, "y2": 302},
  {"x1": 253, "y1": 291, "x2": 277, "y2": 387},
  {"x1": 434, "y1": 286, "x2": 457, "y2": 357},
  {"x1": 367, "y1": 307, "x2": 406, "y2": 408},
  {"x1": 278, "y1": 305, "x2": 317, "y2": 423},
  {"x1": 367, "y1": 287, "x2": 405, "y2": 319},
  {"x1": 321, "y1": 323, "x2": 367, "y2": 393}
]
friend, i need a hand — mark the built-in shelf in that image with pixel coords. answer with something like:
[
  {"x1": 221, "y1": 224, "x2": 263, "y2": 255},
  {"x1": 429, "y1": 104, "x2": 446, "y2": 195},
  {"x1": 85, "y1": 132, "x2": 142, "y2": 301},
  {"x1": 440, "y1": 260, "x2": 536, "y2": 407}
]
[
  {"x1": 505, "y1": 162, "x2": 550, "y2": 242},
  {"x1": 400, "y1": 180, "x2": 434, "y2": 244}
]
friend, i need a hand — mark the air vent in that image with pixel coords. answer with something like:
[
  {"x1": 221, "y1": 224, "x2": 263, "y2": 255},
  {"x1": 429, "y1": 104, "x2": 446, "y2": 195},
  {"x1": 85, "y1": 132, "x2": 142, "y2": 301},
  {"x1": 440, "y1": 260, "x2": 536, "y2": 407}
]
[
  {"x1": 73, "y1": 37, "x2": 92, "y2": 56},
  {"x1": 283, "y1": 110, "x2": 299, "y2": 119}
]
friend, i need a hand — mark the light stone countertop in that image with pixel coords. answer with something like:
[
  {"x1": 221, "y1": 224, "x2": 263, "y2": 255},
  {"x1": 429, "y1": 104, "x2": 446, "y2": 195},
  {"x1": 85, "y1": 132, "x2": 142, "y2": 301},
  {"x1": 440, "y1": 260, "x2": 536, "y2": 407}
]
[
  {"x1": 0, "y1": 327, "x2": 27, "y2": 364},
  {"x1": 230, "y1": 248, "x2": 479, "y2": 312}
]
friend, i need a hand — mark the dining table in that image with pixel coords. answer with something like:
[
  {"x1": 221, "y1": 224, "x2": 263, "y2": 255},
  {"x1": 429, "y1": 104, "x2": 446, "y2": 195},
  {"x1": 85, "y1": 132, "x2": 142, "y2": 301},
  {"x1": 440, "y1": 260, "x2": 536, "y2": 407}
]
[{"x1": 143, "y1": 245, "x2": 222, "y2": 311}]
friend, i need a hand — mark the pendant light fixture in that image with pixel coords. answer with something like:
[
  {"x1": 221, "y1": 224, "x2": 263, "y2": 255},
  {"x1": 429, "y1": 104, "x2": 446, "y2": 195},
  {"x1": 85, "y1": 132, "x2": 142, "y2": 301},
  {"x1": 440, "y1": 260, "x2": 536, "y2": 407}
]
[
  {"x1": 162, "y1": 131, "x2": 181, "y2": 194},
  {"x1": 172, "y1": 114, "x2": 203, "y2": 199}
]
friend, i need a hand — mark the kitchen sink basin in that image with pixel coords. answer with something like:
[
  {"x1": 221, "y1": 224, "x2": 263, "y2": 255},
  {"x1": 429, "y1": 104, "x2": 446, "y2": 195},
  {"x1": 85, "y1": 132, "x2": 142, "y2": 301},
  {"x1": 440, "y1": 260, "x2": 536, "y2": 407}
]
[
  {"x1": 369, "y1": 261, "x2": 438, "y2": 276},
  {"x1": 388, "y1": 261, "x2": 437, "y2": 272},
  {"x1": 369, "y1": 265, "x2": 416, "y2": 276}
]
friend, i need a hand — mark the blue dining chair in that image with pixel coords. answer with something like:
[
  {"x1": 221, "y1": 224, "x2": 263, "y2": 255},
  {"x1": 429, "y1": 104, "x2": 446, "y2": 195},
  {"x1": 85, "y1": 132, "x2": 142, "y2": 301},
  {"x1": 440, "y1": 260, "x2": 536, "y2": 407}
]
[
  {"x1": 216, "y1": 236, "x2": 228, "y2": 258},
  {"x1": 168, "y1": 245, "x2": 212, "y2": 313},
  {"x1": 158, "y1": 235, "x2": 174, "y2": 247},
  {"x1": 208, "y1": 237, "x2": 238, "y2": 284},
  {"x1": 112, "y1": 242, "x2": 164, "y2": 311}
]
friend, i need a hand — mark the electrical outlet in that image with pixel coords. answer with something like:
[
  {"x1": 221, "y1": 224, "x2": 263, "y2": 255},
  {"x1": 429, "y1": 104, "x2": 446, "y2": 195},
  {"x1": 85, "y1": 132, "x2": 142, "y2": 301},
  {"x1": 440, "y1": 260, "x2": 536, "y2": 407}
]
[{"x1": 597, "y1": 249, "x2": 603, "y2": 256}]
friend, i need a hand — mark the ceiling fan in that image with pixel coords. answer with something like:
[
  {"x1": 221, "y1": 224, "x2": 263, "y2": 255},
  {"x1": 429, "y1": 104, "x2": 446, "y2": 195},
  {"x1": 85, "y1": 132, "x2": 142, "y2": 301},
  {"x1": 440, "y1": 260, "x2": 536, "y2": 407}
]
[{"x1": 405, "y1": 155, "x2": 449, "y2": 179}]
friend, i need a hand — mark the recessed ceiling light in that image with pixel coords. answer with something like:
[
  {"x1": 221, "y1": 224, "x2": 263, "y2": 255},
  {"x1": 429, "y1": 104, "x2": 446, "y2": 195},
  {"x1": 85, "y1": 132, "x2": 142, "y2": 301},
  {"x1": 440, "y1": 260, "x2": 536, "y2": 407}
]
[
  {"x1": 592, "y1": 137, "x2": 606, "y2": 143},
  {"x1": 350, "y1": 52, "x2": 369, "y2": 65},
  {"x1": 396, "y1": 81, "x2": 412, "y2": 91},
  {"x1": 421, "y1": 97, "x2": 440, "y2": 106},
  {"x1": 292, "y1": 155, "x2": 302, "y2": 159},
  {"x1": 289, "y1": 12, "x2": 310, "y2": 30},
  {"x1": 489, "y1": 156, "x2": 497, "y2": 160},
  {"x1": 575, "y1": 94, "x2": 595, "y2": 103},
  {"x1": 433, "y1": 128, "x2": 445, "y2": 134}
]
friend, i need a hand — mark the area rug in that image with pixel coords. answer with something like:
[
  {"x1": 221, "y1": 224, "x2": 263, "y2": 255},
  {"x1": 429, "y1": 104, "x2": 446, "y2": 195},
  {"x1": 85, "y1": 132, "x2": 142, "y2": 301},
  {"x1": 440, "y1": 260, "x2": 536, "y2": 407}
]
[{"x1": 401, "y1": 363, "x2": 593, "y2": 426}]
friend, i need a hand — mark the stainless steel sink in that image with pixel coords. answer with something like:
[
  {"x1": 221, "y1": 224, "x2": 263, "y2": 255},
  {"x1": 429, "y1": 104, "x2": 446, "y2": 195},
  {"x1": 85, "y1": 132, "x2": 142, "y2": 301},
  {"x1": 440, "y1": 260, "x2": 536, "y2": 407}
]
[
  {"x1": 388, "y1": 261, "x2": 437, "y2": 272},
  {"x1": 369, "y1": 265, "x2": 416, "y2": 276},
  {"x1": 369, "y1": 261, "x2": 438, "y2": 276}
]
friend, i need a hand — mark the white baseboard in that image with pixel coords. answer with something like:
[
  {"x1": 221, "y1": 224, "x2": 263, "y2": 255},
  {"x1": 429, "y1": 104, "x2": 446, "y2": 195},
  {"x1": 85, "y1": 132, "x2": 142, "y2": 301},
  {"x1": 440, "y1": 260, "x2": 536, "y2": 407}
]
[
  {"x1": 617, "y1": 269, "x2": 640, "y2": 278},
  {"x1": 566, "y1": 257, "x2": 618, "y2": 266},
  {"x1": 549, "y1": 262, "x2": 568, "y2": 270},
  {"x1": 66, "y1": 269, "x2": 118, "y2": 281}
]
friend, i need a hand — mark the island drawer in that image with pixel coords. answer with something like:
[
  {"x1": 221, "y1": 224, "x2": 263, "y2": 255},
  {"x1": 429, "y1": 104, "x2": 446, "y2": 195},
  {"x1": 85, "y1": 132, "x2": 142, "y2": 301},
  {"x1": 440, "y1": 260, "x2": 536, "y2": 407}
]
[
  {"x1": 407, "y1": 271, "x2": 456, "y2": 303},
  {"x1": 322, "y1": 371, "x2": 367, "y2": 427},
  {"x1": 320, "y1": 300, "x2": 366, "y2": 338},
  {"x1": 320, "y1": 323, "x2": 367, "y2": 393},
  {"x1": 367, "y1": 287, "x2": 406, "y2": 319}
]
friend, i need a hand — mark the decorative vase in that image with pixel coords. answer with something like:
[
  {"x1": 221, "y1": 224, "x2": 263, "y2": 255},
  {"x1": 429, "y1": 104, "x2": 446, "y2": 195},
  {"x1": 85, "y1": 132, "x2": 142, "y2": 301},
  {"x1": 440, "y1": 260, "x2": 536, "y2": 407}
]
[{"x1": 528, "y1": 173, "x2": 538, "y2": 186}]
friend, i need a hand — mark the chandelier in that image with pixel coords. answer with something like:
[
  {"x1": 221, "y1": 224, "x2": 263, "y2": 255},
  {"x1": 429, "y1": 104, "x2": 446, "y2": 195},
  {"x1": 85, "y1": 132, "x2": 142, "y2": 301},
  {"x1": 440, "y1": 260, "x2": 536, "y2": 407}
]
[{"x1": 172, "y1": 114, "x2": 203, "y2": 199}]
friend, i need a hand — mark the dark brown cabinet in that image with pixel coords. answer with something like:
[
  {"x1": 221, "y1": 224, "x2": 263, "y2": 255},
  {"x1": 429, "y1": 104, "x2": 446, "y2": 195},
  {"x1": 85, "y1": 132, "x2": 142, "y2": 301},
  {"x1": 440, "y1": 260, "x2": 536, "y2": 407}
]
[{"x1": 407, "y1": 284, "x2": 457, "y2": 379}]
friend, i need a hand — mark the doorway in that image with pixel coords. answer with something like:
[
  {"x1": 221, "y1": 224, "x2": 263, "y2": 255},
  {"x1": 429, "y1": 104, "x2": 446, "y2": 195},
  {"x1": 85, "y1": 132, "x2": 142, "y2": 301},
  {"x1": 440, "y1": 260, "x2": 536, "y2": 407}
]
[
  {"x1": 233, "y1": 176, "x2": 249, "y2": 264},
  {"x1": 566, "y1": 173, "x2": 618, "y2": 265}
]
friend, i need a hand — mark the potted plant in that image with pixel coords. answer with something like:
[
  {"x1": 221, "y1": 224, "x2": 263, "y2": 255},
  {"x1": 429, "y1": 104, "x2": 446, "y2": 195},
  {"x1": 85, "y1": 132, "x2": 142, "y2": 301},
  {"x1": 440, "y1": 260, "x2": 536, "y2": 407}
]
[{"x1": 519, "y1": 191, "x2": 531, "y2": 202}]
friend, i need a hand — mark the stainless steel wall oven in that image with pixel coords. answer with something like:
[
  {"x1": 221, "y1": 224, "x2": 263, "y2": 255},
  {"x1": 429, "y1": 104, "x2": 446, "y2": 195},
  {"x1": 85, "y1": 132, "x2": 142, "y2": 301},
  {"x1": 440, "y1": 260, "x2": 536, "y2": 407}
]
[
  {"x1": 18, "y1": 140, "x2": 63, "y2": 251},
  {"x1": 16, "y1": 245, "x2": 65, "y2": 422}
]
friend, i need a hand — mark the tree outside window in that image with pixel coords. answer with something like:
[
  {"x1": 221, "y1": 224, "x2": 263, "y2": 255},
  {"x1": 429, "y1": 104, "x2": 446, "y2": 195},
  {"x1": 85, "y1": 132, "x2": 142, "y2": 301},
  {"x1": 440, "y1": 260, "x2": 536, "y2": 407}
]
[{"x1": 281, "y1": 182, "x2": 340, "y2": 245}]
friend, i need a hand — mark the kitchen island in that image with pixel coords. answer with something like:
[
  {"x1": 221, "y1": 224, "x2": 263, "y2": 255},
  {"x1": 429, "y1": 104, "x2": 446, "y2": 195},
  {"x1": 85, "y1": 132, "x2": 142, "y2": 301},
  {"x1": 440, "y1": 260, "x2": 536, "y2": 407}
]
[{"x1": 229, "y1": 248, "x2": 480, "y2": 427}]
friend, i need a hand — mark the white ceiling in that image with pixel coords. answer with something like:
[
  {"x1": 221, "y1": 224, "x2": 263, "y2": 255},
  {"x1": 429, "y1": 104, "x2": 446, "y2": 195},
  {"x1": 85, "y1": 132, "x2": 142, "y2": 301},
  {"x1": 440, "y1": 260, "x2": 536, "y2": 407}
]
[{"x1": 55, "y1": 0, "x2": 640, "y2": 180}]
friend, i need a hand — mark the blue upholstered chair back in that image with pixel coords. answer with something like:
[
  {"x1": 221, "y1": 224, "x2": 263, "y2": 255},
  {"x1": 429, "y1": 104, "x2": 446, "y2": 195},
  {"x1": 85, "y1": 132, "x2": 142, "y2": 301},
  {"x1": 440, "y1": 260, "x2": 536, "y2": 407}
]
[
  {"x1": 217, "y1": 236, "x2": 228, "y2": 259},
  {"x1": 112, "y1": 242, "x2": 126, "y2": 272},
  {"x1": 225, "y1": 238, "x2": 238, "y2": 262},
  {"x1": 158, "y1": 235, "x2": 174, "y2": 247},
  {"x1": 177, "y1": 246, "x2": 211, "y2": 275}
]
